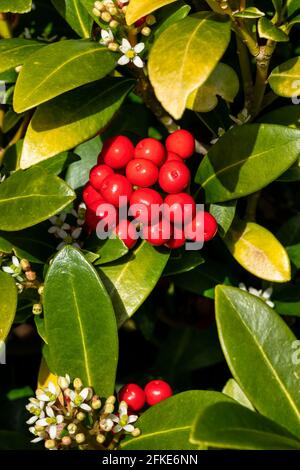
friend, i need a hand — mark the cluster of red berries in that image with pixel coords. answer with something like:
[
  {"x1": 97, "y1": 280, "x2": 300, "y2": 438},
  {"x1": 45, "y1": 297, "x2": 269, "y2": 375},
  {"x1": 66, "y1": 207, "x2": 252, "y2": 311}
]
[
  {"x1": 83, "y1": 130, "x2": 218, "y2": 249},
  {"x1": 118, "y1": 380, "x2": 173, "y2": 412}
]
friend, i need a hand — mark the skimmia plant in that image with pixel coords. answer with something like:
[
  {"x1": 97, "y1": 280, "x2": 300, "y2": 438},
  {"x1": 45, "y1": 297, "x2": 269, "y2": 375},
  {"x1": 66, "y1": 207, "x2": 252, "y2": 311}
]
[{"x1": 0, "y1": 0, "x2": 300, "y2": 451}]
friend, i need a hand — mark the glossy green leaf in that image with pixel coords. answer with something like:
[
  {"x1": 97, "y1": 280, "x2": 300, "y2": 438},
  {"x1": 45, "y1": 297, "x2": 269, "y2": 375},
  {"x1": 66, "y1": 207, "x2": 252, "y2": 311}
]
[
  {"x1": 0, "y1": 0, "x2": 32, "y2": 13},
  {"x1": 269, "y1": 58, "x2": 300, "y2": 98},
  {"x1": 153, "y1": 1, "x2": 191, "y2": 40},
  {"x1": 98, "y1": 241, "x2": 170, "y2": 326},
  {"x1": 2, "y1": 109, "x2": 24, "y2": 134},
  {"x1": 191, "y1": 397, "x2": 300, "y2": 450},
  {"x1": 222, "y1": 379, "x2": 254, "y2": 410},
  {"x1": 258, "y1": 18, "x2": 288, "y2": 42},
  {"x1": 187, "y1": 63, "x2": 239, "y2": 112},
  {"x1": 233, "y1": 7, "x2": 265, "y2": 18},
  {"x1": 163, "y1": 250, "x2": 204, "y2": 276},
  {"x1": 148, "y1": 12, "x2": 231, "y2": 119},
  {"x1": 125, "y1": 0, "x2": 177, "y2": 25},
  {"x1": 13, "y1": 40, "x2": 117, "y2": 113},
  {"x1": 66, "y1": 136, "x2": 101, "y2": 190},
  {"x1": 52, "y1": 0, "x2": 93, "y2": 38},
  {"x1": 196, "y1": 124, "x2": 300, "y2": 203},
  {"x1": 224, "y1": 219, "x2": 291, "y2": 282},
  {"x1": 121, "y1": 391, "x2": 210, "y2": 450},
  {"x1": 0, "y1": 271, "x2": 17, "y2": 342},
  {"x1": 0, "y1": 167, "x2": 75, "y2": 231},
  {"x1": 85, "y1": 235, "x2": 128, "y2": 265},
  {"x1": 210, "y1": 200, "x2": 236, "y2": 237},
  {"x1": 21, "y1": 78, "x2": 134, "y2": 168},
  {"x1": 273, "y1": 285, "x2": 300, "y2": 316},
  {"x1": 44, "y1": 246, "x2": 118, "y2": 397},
  {"x1": 272, "y1": 0, "x2": 283, "y2": 13},
  {"x1": 0, "y1": 39, "x2": 44, "y2": 74},
  {"x1": 36, "y1": 152, "x2": 80, "y2": 175},
  {"x1": 287, "y1": 0, "x2": 300, "y2": 17},
  {"x1": 216, "y1": 285, "x2": 300, "y2": 438},
  {"x1": 277, "y1": 214, "x2": 300, "y2": 269}
]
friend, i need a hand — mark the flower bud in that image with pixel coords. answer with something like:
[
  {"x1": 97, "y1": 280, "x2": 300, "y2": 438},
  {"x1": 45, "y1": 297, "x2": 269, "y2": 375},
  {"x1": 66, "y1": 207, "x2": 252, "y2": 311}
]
[
  {"x1": 94, "y1": 1, "x2": 103, "y2": 9},
  {"x1": 141, "y1": 26, "x2": 151, "y2": 37},
  {"x1": 104, "y1": 403, "x2": 114, "y2": 414},
  {"x1": 15, "y1": 65, "x2": 22, "y2": 73},
  {"x1": 131, "y1": 428, "x2": 141, "y2": 437},
  {"x1": 106, "y1": 395, "x2": 116, "y2": 405},
  {"x1": 101, "y1": 12, "x2": 112, "y2": 22},
  {"x1": 32, "y1": 304, "x2": 43, "y2": 315},
  {"x1": 109, "y1": 20, "x2": 118, "y2": 28},
  {"x1": 62, "y1": 436, "x2": 72, "y2": 446},
  {"x1": 73, "y1": 378, "x2": 83, "y2": 391},
  {"x1": 38, "y1": 285, "x2": 44, "y2": 296},
  {"x1": 100, "y1": 418, "x2": 114, "y2": 432},
  {"x1": 67, "y1": 423, "x2": 77, "y2": 435},
  {"x1": 76, "y1": 411, "x2": 86, "y2": 421},
  {"x1": 107, "y1": 5, "x2": 117, "y2": 15},
  {"x1": 92, "y1": 7, "x2": 101, "y2": 16},
  {"x1": 26, "y1": 270, "x2": 36, "y2": 281},
  {"x1": 146, "y1": 14, "x2": 156, "y2": 25},
  {"x1": 58, "y1": 376, "x2": 70, "y2": 390},
  {"x1": 45, "y1": 439, "x2": 56, "y2": 449},
  {"x1": 75, "y1": 433, "x2": 86, "y2": 444},
  {"x1": 108, "y1": 42, "x2": 119, "y2": 52},
  {"x1": 96, "y1": 434, "x2": 106, "y2": 444},
  {"x1": 92, "y1": 398, "x2": 102, "y2": 410},
  {"x1": 20, "y1": 259, "x2": 31, "y2": 271}
]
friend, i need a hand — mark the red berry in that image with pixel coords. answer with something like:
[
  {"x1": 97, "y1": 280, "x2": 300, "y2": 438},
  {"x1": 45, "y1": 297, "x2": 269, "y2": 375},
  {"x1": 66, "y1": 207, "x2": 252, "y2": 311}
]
[
  {"x1": 114, "y1": 219, "x2": 137, "y2": 249},
  {"x1": 118, "y1": 383, "x2": 146, "y2": 412},
  {"x1": 185, "y1": 211, "x2": 218, "y2": 242},
  {"x1": 89, "y1": 164, "x2": 114, "y2": 191},
  {"x1": 100, "y1": 174, "x2": 133, "y2": 207},
  {"x1": 166, "y1": 151, "x2": 183, "y2": 162},
  {"x1": 135, "y1": 16, "x2": 146, "y2": 27},
  {"x1": 82, "y1": 183, "x2": 103, "y2": 209},
  {"x1": 129, "y1": 188, "x2": 163, "y2": 224},
  {"x1": 165, "y1": 225, "x2": 186, "y2": 249},
  {"x1": 164, "y1": 193, "x2": 196, "y2": 225},
  {"x1": 88, "y1": 200, "x2": 118, "y2": 233},
  {"x1": 100, "y1": 135, "x2": 134, "y2": 169},
  {"x1": 134, "y1": 138, "x2": 166, "y2": 167},
  {"x1": 126, "y1": 158, "x2": 159, "y2": 187},
  {"x1": 159, "y1": 161, "x2": 190, "y2": 194},
  {"x1": 166, "y1": 130, "x2": 195, "y2": 159},
  {"x1": 143, "y1": 219, "x2": 172, "y2": 246},
  {"x1": 144, "y1": 380, "x2": 173, "y2": 406}
]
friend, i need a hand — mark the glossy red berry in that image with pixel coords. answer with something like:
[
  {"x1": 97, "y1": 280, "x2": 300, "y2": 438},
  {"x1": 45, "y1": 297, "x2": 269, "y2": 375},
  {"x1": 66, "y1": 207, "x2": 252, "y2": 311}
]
[
  {"x1": 143, "y1": 219, "x2": 172, "y2": 246},
  {"x1": 166, "y1": 130, "x2": 195, "y2": 159},
  {"x1": 100, "y1": 135, "x2": 134, "y2": 169},
  {"x1": 144, "y1": 380, "x2": 173, "y2": 406},
  {"x1": 82, "y1": 183, "x2": 103, "y2": 209},
  {"x1": 114, "y1": 219, "x2": 137, "y2": 249},
  {"x1": 89, "y1": 164, "x2": 114, "y2": 191},
  {"x1": 159, "y1": 161, "x2": 190, "y2": 194},
  {"x1": 165, "y1": 226, "x2": 186, "y2": 249},
  {"x1": 164, "y1": 193, "x2": 196, "y2": 225},
  {"x1": 88, "y1": 199, "x2": 118, "y2": 232},
  {"x1": 118, "y1": 383, "x2": 146, "y2": 412},
  {"x1": 126, "y1": 158, "x2": 159, "y2": 187},
  {"x1": 134, "y1": 138, "x2": 166, "y2": 167},
  {"x1": 185, "y1": 211, "x2": 218, "y2": 242},
  {"x1": 166, "y1": 151, "x2": 183, "y2": 162},
  {"x1": 100, "y1": 174, "x2": 133, "y2": 207},
  {"x1": 129, "y1": 188, "x2": 163, "y2": 224}
]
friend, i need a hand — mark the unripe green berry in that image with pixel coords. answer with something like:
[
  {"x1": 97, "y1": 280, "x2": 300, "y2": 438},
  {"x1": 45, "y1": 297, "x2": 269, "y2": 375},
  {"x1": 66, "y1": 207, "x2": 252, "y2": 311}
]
[{"x1": 146, "y1": 14, "x2": 156, "y2": 25}]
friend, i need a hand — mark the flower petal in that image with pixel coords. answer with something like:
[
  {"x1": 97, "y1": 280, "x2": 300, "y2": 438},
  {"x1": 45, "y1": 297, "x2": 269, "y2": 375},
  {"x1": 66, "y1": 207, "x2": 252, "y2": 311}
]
[
  {"x1": 49, "y1": 424, "x2": 57, "y2": 440},
  {"x1": 48, "y1": 382, "x2": 57, "y2": 395},
  {"x1": 48, "y1": 226, "x2": 58, "y2": 234},
  {"x1": 46, "y1": 406, "x2": 54, "y2": 418},
  {"x1": 36, "y1": 418, "x2": 48, "y2": 427},
  {"x1": 80, "y1": 403, "x2": 92, "y2": 412},
  {"x1": 118, "y1": 55, "x2": 130, "y2": 66},
  {"x1": 26, "y1": 416, "x2": 38, "y2": 425},
  {"x1": 56, "y1": 415, "x2": 64, "y2": 424},
  {"x1": 134, "y1": 42, "x2": 145, "y2": 54},
  {"x1": 127, "y1": 415, "x2": 138, "y2": 424},
  {"x1": 124, "y1": 424, "x2": 134, "y2": 433},
  {"x1": 12, "y1": 256, "x2": 20, "y2": 267},
  {"x1": 133, "y1": 56, "x2": 144, "y2": 68},
  {"x1": 113, "y1": 424, "x2": 122, "y2": 433},
  {"x1": 2, "y1": 266, "x2": 14, "y2": 274},
  {"x1": 31, "y1": 437, "x2": 44, "y2": 443},
  {"x1": 80, "y1": 388, "x2": 89, "y2": 400},
  {"x1": 108, "y1": 413, "x2": 119, "y2": 423},
  {"x1": 120, "y1": 38, "x2": 131, "y2": 53}
]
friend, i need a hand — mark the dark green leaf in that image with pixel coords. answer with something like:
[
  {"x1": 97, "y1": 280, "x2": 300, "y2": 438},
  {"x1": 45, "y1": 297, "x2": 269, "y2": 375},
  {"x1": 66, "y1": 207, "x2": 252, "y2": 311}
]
[
  {"x1": 222, "y1": 379, "x2": 254, "y2": 410},
  {"x1": 0, "y1": 271, "x2": 17, "y2": 341},
  {"x1": 258, "y1": 18, "x2": 288, "y2": 42},
  {"x1": 52, "y1": 0, "x2": 93, "y2": 38},
  {"x1": 277, "y1": 214, "x2": 300, "y2": 269},
  {"x1": 210, "y1": 201, "x2": 236, "y2": 237},
  {"x1": 163, "y1": 249, "x2": 204, "y2": 276},
  {"x1": 66, "y1": 135, "x2": 101, "y2": 189},
  {"x1": 85, "y1": 234, "x2": 128, "y2": 265}
]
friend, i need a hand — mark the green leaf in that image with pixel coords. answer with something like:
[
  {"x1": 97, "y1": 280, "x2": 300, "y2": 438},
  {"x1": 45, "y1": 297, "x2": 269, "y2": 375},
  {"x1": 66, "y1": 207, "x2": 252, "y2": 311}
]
[
  {"x1": 215, "y1": 285, "x2": 300, "y2": 439},
  {"x1": 287, "y1": 0, "x2": 300, "y2": 17},
  {"x1": 269, "y1": 57, "x2": 300, "y2": 98},
  {"x1": 13, "y1": 40, "x2": 117, "y2": 113},
  {"x1": 258, "y1": 18, "x2": 289, "y2": 42},
  {"x1": 224, "y1": 219, "x2": 291, "y2": 282},
  {"x1": 21, "y1": 78, "x2": 134, "y2": 168},
  {"x1": 191, "y1": 397, "x2": 300, "y2": 450},
  {"x1": 0, "y1": 271, "x2": 17, "y2": 342},
  {"x1": 233, "y1": 7, "x2": 265, "y2": 18},
  {"x1": 98, "y1": 241, "x2": 170, "y2": 326},
  {"x1": 44, "y1": 246, "x2": 118, "y2": 397},
  {"x1": 187, "y1": 63, "x2": 239, "y2": 112},
  {"x1": 0, "y1": 167, "x2": 75, "y2": 231},
  {"x1": 0, "y1": 39, "x2": 44, "y2": 74},
  {"x1": 2, "y1": 108, "x2": 24, "y2": 134},
  {"x1": 272, "y1": 0, "x2": 283, "y2": 14},
  {"x1": 287, "y1": 14, "x2": 300, "y2": 31},
  {"x1": 36, "y1": 152, "x2": 80, "y2": 176},
  {"x1": 153, "y1": 1, "x2": 191, "y2": 40},
  {"x1": 163, "y1": 250, "x2": 204, "y2": 276},
  {"x1": 52, "y1": 0, "x2": 93, "y2": 38},
  {"x1": 125, "y1": 0, "x2": 177, "y2": 25},
  {"x1": 210, "y1": 200, "x2": 236, "y2": 237},
  {"x1": 0, "y1": 0, "x2": 32, "y2": 13},
  {"x1": 121, "y1": 391, "x2": 209, "y2": 450},
  {"x1": 196, "y1": 124, "x2": 300, "y2": 203},
  {"x1": 85, "y1": 235, "x2": 128, "y2": 265},
  {"x1": 222, "y1": 379, "x2": 254, "y2": 410},
  {"x1": 66, "y1": 135, "x2": 101, "y2": 190},
  {"x1": 273, "y1": 285, "x2": 300, "y2": 316},
  {"x1": 277, "y1": 214, "x2": 300, "y2": 269},
  {"x1": 148, "y1": 12, "x2": 231, "y2": 119}
]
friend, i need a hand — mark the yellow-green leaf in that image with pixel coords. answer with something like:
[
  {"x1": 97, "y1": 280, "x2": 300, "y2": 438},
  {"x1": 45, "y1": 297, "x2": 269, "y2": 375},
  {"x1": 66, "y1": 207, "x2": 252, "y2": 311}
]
[
  {"x1": 269, "y1": 57, "x2": 300, "y2": 97},
  {"x1": 0, "y1": 39, "x2": 44, "y2": 74},
  {"x1": 224, "y1": 219, "x2": 291, "y2": 282},
  {"x1": 258, "y1": 17, "x2": 289, "y2": 42},
  {"x1": 0, "y1": 271, "x2": 17, "y2": 342},
  {"x1": 0, "y1": 0, "x2": 32, "y2": 13},
  {"x1": 52, "y1": 0, "x2": 93, "y2": 38},
  {"x1": 126, "y1": 0, "x2": 177, "y2": 25},
  {"x1": 148, "y1": 12, "x2": 231, "y2": 119}
]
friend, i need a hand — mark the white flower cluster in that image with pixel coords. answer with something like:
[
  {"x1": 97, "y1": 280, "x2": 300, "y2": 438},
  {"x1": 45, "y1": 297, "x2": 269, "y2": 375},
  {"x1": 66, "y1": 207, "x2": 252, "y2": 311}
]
[
  {"x1": 48, "y1": 204, "x2": 86, "y2": 251},
  {"x1": 26, "y1": 376, "x2": 140, "y2": 450},
  {"x1": 239, "y1": 283, "x2": 274, "y2": 308},
  {"x1": 1, "y1": 256, "x2": 37, "y2": 293}
]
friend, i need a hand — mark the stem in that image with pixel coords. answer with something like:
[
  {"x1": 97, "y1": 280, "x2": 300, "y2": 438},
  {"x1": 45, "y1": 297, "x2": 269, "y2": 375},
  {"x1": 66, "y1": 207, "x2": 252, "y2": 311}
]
[
  {"x1": 245, "y1": 191, "x2": 261, "y2": 222},
  {"x1": 0, "y1": 13, "x2": 12, "y2": 38},
  {"x1": 240, "y1": 0, "x2": 246, "y2": 9},
  {"x1": 236, "y1": 35, "x2": 253, "y2": 110},
  {"x1": 251, "y1": 40, "x2": 276, "y2": 117}
]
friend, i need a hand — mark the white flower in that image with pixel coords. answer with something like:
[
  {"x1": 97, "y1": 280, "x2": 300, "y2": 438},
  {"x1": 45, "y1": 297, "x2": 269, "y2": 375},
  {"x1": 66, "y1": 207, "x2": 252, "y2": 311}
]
[
  {"x1": 56, "y1": 227, "x2": 82, "y2": 251},
  {"x1": 36, "y1": 406, "x2": 64, "y2": 440},
  {"x1": 0, "y1": 174, "x2": 5, "y2": 183},
  {"x1": 29, "y1": 426, "x2": 45, "y2": 444},
  {"x1": 71, "y1": 203, "x2": 86, "y2": 227},
  {"x1": 26, "y1": 398, "x2": 45, "y2": 424},
  {"x1": 108, "y1": 402, "x2": 138, "y2": 433},
  {"x1": 118, "y1": 39, "x2": 145, "y2": 68},
  {"x1": 36, "y1": 381, "x2": 60, "y2": 406},
  {"x1": 239, "y1": 283, "x2": 274, "y2": 308},
  {"x1": 57, "y1": 374, "x2": 71, "y2": 390},
  {"x1": 69, "y1": 388, "x2": 92, "y2": 412},
  {"x1": 48, "y1": 212, "x2": 70, "y2": 236},
  {"x1": 100, "y1": 28, "x2": 114, "y2": 46},
  {"x1": 2, "y1": 256, "x2": 23, "y2": 282}
]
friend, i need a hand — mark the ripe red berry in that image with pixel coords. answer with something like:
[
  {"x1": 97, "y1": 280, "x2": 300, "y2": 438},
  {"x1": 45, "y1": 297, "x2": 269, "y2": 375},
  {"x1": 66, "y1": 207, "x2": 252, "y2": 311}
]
[
  {"x1": 82, "y1": 183, "x2": 103, "y2": 209},
  {"x1": 100, "y1": 135, "x2": 134, "y2": 169},
  {"x1": 164, "y1": 193, "x2": 196, "y2": 225},
  {"x1": 165, "y1": 226, "x2": 186, "y2": 249},
  {"x1": 166, "y1": 151, "x2": 183, "y2": 162},
  {"x1": 100, "y1": 174, "x2": 133, "y2": 207},
  {"x1": 118, "y1": 383, "x2": 146, "y2": 412},
  {"x1": 89, "y1": 164, "x2": 114, "y2": 191},
  {"x1": 166, "y1": 130, "x2": 195, "y2": 159},
  {"x1": 159, "y1": 161, "x2": 190, "y2": 194},
  {"x1": 134, "y1": 138, "x2": 166, "y2": 167},
  {"x1": 114, "y1": 219, "x2": 137, "y2": 249},
  {"x1": 144, "y1": 380, "x2": 173, "y2": 406},
  {"x1": 129, "y1": 188, "x2": 163, "y2": 224},
  {"x1": 126, "y1": 158, "x2": 159, "y2": 187},
  {"x1": 185, "y1": 211, "x2": 218, "y2": 242},
  {"x1": 143, "y1": 219, "x2": 172, "y2": 246},
  {"x1": 88, "y1": 199, "x2": 118, "y2": 233}
]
